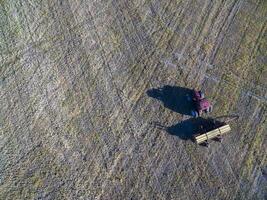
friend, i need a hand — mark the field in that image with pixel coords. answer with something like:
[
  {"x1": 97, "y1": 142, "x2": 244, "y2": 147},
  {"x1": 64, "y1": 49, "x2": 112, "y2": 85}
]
[{"x1": 0, "y1": 0, "x2": 266, "y2": 199}]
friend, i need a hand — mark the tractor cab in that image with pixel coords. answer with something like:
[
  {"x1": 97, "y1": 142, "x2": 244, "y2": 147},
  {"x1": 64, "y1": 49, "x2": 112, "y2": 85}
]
[
  {"x1": 191, "y1": 90, "x2": 212, "y2": 117},
  {"x1": 197, "y1": 98, "x2": 211, "y2": 112}
]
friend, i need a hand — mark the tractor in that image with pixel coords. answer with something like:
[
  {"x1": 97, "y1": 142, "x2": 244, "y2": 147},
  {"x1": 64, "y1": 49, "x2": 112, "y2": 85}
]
[{"x1": 190, "y1": 90, "x2": 212, "y2": 117}]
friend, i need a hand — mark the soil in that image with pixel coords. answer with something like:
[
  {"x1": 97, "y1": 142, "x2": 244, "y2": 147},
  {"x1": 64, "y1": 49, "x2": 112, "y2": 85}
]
[{"x1": 1, "y1": 0, "x2": 266, "y2": 199}]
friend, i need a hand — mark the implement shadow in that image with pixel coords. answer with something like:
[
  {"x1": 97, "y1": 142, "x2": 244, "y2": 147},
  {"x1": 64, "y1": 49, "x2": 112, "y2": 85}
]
[
  {"x1": 147, "y1": 85, "x2": 194, "y2": 116},
  {"x1": 154, "y1": 117, "x2": 225, "y2": 141}
]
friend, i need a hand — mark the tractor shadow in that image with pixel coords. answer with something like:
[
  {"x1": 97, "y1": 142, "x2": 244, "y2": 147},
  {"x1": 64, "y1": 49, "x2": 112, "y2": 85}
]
[
  {"x1": 154, "y1": 117, "x2": 225, "y2": 141},
  {"x1": 147, "y1": 85, "x2": 194, "y2": 116}
]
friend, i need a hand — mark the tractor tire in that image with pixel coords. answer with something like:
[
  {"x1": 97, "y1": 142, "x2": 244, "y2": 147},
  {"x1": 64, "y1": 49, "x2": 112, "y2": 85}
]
[
  {"x1": 191, "y1": 110, "x2": 199, "y2": 118},
  {"x1": 208, "y1": 105, "x2": 213, "y2": 113},
  {"x1": 199, "y1": 91, "x2": 204, "y2": 99}
]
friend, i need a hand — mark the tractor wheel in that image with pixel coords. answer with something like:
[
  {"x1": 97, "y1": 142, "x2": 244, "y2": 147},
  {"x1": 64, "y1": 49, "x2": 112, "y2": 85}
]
[
  {"x1": 191, "y1": 110, "x2": 199, "y2": 118},
  {"x1": 199, "y1": 91, "x2": 204, "y2": 99},
  {"x1": 208, "y1": 105, "x2": 213, "y2": 113}
]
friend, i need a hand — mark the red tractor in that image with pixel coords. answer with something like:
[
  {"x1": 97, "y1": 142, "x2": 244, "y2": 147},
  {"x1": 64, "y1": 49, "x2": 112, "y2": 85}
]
[{"x1": 191, "y1": 90, "x2": 212, "y2": 117}]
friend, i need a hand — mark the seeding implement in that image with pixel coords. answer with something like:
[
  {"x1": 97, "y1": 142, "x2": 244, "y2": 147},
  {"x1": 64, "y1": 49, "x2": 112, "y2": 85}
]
[{"x1": 193, "y1": 115, "x2": 239, "y2": 147}]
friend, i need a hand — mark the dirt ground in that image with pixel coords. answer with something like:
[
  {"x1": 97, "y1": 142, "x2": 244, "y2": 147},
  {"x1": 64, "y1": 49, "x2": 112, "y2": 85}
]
[{"x1": 1, "y1": 0, "x2": 266, "y2": 199}]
